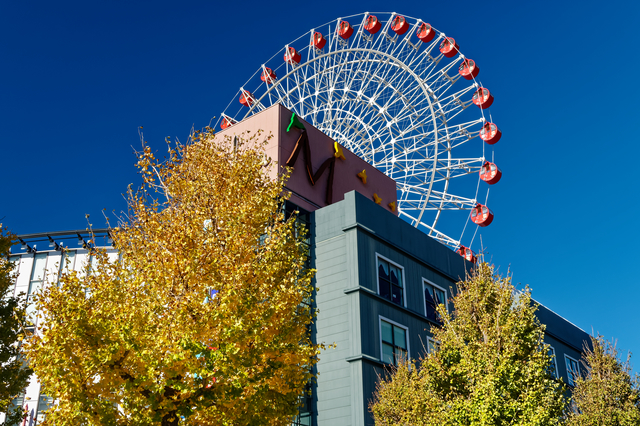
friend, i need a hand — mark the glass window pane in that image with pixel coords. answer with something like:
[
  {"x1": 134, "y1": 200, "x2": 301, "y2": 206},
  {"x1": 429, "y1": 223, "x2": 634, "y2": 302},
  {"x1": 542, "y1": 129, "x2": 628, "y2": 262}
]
[
  {"x1": 88, "y1": 255, "x2": 98, "y2": 275},
  {"x1": 379, "y1": 281, "x2": 391, "y2": 300},
  {"x1": 378, "y1": 260, "x2": 389, "y2": 281},
  {"x1": 566, "y1": 357, "x2": 579, "y2": 386},
  {"x1": 393, "y1": 266, "x2": 402, "y2": 287},
  {"x1": 389, "y1": 266, "x2": 399, "y2": 285},
  {"x1": 391, "y1": 285, "x2": 402, "y2": 305},
  {"x1": 425, "y1": 304, "x2": 437, "y2": 321},
  {"x1": 381, "y1": 320, "x2": 393, "y2": 344},
  {"x1": 395, "y1": 348, "x2": 407, "y2": 364},
  {"x1": 434, "y1": 288, "x2": 445, "y2": 305},
  {"x1": 548, "y1": 347, "x2": 557, "y2": 378},
  {"x1": 8, "y1": 256, "x2": 20, "y2": 271},
  {"x1": 424, "y1": 287, "x2": 435, "y2": 305},
  {"x1": 30, "y1": 253, "x2": 47, "y2": 282},
  {"x1": 36, "y1": 394, "x2": 54, "y2": 422},
  {"x1": 382, "y1": 343, "x2": 394, "y2": 364},
  {"x1": 63, "y1": 251, "x2": 76, "y2": 273},
  {"x1": 394, "y1": 326, "x2": 407, "y2": 349}
]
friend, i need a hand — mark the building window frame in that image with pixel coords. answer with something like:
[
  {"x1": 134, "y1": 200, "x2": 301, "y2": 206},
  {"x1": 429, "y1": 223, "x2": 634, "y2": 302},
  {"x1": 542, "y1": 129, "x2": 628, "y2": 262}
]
[
  {"x1": 548, "y1": 346, "x2": 559, "y2": 378},
  {"x1": 375, "y1": 254, "x2": 406, "y2": 307},
  {"x1": 423, "y1": 278, "x2": 447, "y2": 323},
  {"x1": 378, "y1": 316, "x2": 410, "y2": 366},
  {"x1": 564, "y1": 354, "x2": 580, "y2": 386}
]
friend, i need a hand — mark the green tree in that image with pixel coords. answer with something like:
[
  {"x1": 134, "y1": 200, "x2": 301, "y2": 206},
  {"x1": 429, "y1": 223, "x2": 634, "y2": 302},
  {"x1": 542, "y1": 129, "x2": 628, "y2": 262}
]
[
  {"x1": 25, "y1": 130, "x2": 321, "y2": 425},
  {"x1": 371, "y1": 261, "x2": 567, "y2": 425},
  {"x1": 567, "y1": 336, "x2": 640, "y2": 425},
  {"x1": 0, "y1": 227, "x2": 32, "y2": 426}
]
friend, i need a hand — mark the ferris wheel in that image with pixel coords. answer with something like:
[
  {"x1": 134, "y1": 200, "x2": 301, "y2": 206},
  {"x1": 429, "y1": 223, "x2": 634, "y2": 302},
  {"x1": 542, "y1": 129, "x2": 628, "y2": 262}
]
[{"x1": 217, "y1": 12, "x2": 502, "y2": 259}]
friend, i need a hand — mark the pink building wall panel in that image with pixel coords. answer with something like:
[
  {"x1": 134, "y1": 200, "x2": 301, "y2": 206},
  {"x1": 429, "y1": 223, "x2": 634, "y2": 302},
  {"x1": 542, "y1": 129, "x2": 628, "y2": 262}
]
[{"x1": 217, "y1": 105, "x2": 397, "y2": 215}]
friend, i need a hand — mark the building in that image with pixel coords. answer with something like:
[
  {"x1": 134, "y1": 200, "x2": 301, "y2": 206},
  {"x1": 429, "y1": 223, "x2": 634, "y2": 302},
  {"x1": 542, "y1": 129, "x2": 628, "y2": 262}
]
[{"x1": 4, "y1": 105, "x2": 590, "y2": 425}]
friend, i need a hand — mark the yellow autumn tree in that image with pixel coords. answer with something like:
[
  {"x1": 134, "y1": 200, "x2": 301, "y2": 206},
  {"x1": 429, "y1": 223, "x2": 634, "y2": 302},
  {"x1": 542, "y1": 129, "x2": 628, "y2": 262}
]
[
  {"x1": 25, "y1": 129, "x2": 320, "y2": 425},
  {"x1": 371, "y1": 262, "x2": 566, "y2": 425}
]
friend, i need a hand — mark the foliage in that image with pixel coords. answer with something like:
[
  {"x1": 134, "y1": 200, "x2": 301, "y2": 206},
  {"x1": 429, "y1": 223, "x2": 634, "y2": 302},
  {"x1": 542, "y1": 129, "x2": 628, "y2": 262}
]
[
  {"x1": 25, "y1": 130, "x2": 321, "y2": 425},
  {"x1": 371, "y1": 261, "x2": 567, "y2": 425},
  {"x1": 0, "y1": 227, "x2": 32, "y2": 426},
  {"x1": 567, "y1": 335, "x2": 640, "y2": 426}
]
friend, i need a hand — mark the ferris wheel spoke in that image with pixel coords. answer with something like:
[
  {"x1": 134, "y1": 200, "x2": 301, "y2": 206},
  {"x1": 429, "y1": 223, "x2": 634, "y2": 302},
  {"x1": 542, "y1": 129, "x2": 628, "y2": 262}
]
[
  {"x1": 435, "y1": 119, "x2": 484, "y2": 146},
  {"x1": 426, "y1": 190, "x2": 477, "y2": 209},
  {"x1": 430, "y1": 159, "x2": 485, "y2": 181}
]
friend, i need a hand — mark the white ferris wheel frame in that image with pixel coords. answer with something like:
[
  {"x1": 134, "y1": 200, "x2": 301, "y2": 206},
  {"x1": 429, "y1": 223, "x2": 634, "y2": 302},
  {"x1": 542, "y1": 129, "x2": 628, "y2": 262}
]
[{"x1": 219, "y1": 12, "x2": 497, "y2": 250}]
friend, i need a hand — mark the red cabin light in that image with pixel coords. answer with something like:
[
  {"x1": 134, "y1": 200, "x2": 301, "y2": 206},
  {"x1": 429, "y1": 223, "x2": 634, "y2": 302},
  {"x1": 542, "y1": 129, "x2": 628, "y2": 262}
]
[
  {"x1": 239, "y1": 92, "x2": 254, "y2": 107},
  {"x1": 220, "y1": 117, "x2": 236, "y2": 130},
  {"x1": 479, "y1": 122, "x2": 501, "y2": 144},
  {"x1": 284, "y1": 47, "x2": 301, "y2": 65},
  {"x1": 391, "y1": 15, "x2": 409, "y2": 35},
  {"x1": 313, "y1": 31, "x2": 326, "y2": 49},
  {"x1": 470, "y1": 204, "x2": 494, "y2": 227},
  {"x1": 456, "y1": 246, "x2": 477, "y2": 263},
  {"x1": 337, "y1": 21, "x2": 354, "y2": 39},
  {"x1": 417, "y1": 23, "x2": 435, "y2": 43},
  {"x1": 479, "y1": 161, "x2": 502, "y2": 185},
  {"x1": 260, "y1": 67, "x2": 277, "y2": 84},
  {"x1": 364, "y1": 15, "x2": 382, "y2": 34},
  {"x1": 439, "y1": 37, "x2": 459, "y2": 58},
  {"x1": 472, "y1": 87, "x2": 494, "y2": 109},
  {"x1": 459, "y1": 59, "x2": 479, "y2": 80}
]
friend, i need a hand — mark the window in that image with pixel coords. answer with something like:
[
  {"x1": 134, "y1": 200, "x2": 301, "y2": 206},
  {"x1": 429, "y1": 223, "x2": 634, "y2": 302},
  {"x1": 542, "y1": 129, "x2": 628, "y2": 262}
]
[
  {"x1": 380, "y1": 317, "x2": 408, "y2": 366},
  {"x1": 423, "y1": 279, "x2": 446, "y2": 323},
  {"x1": 548, "y1": 346, "x2": 558, "y2": 378},
  {"x1": 565, "y1": 355, "x2": 580, "y2": 386},
  {"x1": 6, "y1": 392, "x2": 25, "y2": 426},
  {"x1": 8, "y1": 255, "x2": 20, "y2": 272},
  {"x1": 377, "y1": 255, "x2": 404, "y2": 306},
  {"x1": 27, "y1": 253, "x2": 48, "y2": 321},
  {"x1": 427, "y1": 337, "x2": 440, "y2": 354},
  {"x1": 36, "y1": 393, "x2": 54, "y2": 423},
  {"x1": 57, "y1": 250, "x2": 76, "y2": 285}
]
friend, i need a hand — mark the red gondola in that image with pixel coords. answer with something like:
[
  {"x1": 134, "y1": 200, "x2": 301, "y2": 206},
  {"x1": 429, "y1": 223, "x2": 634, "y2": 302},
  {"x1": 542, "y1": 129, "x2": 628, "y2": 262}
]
[
  {"x1": 479, "y1": 161, "x2": 502, "y2": 185},
  {"x1": 337, "y1": 21, "x2": 354, "y2": 39},
  {"x1": 220, "y1": 117, "x2": 236, "y2": 130},
  {"x1": 391, "y1": 15, "x2": 409, "y2": 35},
  {"x1": 416, "y1": 23, "x2": 435, "y2": 43},
  {"x1": 472, "y1": 87, "x2": 493, "y2": 109},
  {"x1": 260, "y1": 67, "x2": 276, "y2": 84},
  {"x1": 239, "y1": 91, "x2": 254, "y2": 107},
  {"x1": 313, "y1": 31, "x2": 326, "y2": 49},
  {"x1": 284, "y1": 47, "x2": 301, "y2": 65},
  {"x1": 472, "y1": 87, "x2": 494, "y2": 109},
  {"x1": 364, "y1": 15, "x2": 381, "y2": 34},
  {"x1": 479, "y1": 122, "x2": 501, "y2": 144},
  {"x1": 439, "y1": 37, "x2": 459, "y2": 58},
  {"x1": 458, "y1": 59, "x2": 479, "y2": 80},
  {"x1": 470, "y1": 204, "x2": 494, "y2": 227},
  {"x1": 456, "y1": 246, "x2": 477, "y2": 263}
]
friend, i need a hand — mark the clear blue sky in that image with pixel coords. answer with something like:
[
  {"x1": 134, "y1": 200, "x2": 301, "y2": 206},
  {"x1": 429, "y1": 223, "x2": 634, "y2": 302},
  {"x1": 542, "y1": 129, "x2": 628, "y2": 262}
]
[{"x1": 2, "y1": 0, "x2": 639, "y2": 368}]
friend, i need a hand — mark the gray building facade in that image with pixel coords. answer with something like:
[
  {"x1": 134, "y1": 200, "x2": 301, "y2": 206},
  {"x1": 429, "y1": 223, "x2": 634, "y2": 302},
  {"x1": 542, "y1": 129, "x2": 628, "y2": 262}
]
[{"x1": 307, "y1": 190, "x2": 590, "y2": 425}]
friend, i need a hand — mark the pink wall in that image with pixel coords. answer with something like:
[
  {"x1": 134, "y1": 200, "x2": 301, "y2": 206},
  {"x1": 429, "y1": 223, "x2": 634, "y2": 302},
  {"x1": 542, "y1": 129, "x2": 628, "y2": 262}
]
[{"x1": 217, "y1": 104, "x2": 397, "y2": 215}]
